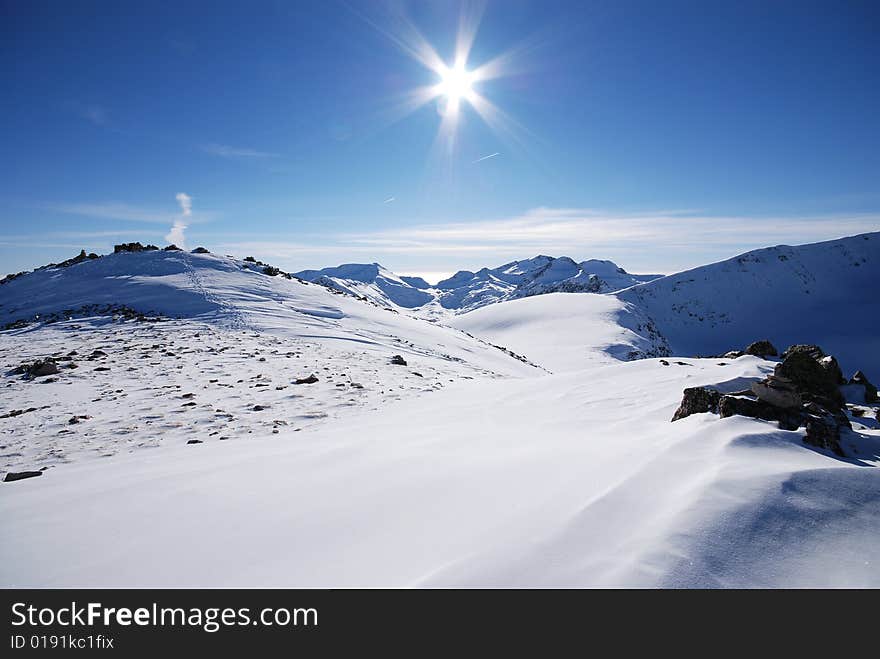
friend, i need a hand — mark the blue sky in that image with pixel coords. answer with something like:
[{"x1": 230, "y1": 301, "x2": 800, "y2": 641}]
[{"x1": 2, "y1": 0, "x2": 878, "y2": 281}]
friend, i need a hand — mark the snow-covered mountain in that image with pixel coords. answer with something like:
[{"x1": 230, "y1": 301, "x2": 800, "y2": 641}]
[
  {"x1": 292, "y1": 262, "x2": 434, "y2": 309},
  {"x1": 619, "y1": 231, "x2": 880, "y2": 375},
  {"x1": 0, "y1": 249, "x2": 539, "y2": 474},
  {"x1": 295, "y1": 256, "x2": 660, "y2": 314},
  {"x1": 454, "y1": 231, "x2": 880, "y2": 376},
  {"x1": 1, "y1": 235, "x2": 879, "y2": 589}
]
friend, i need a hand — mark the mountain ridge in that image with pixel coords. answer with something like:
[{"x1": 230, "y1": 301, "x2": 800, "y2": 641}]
[{"x1": 294, "y1": 255, "x2": 661, "y2": 314}]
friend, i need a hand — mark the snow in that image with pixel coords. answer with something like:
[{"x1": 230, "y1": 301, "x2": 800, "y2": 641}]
[
  {"x1": 618, "y1": 231, "x2": 880, "y2": 376},
  {"x1": 1, "y1": 237, "x2": 879, "y2": 588},
  {"x1": 2, "y1": 356, "x2": 878, "y2": 587},
  {"x1": 295, "y1": 255, "x2": 661, "y2": 315},
  {"x1": 452, "y1": 293, "x2": 664, "y2": 372}
]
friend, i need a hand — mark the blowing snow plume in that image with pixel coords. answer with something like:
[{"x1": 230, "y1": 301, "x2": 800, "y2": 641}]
[{"x1": 165, "y1": 192, "x2": 191, "y2": 247}]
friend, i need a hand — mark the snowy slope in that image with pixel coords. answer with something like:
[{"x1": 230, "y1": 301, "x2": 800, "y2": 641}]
[
  {"x1": 295, "y1": 256, "x2": 660, "y2": 315},
  {"x1": 293, "y1": 262, "x2": 433, "y2": 308},
  {"x1": 1, "y1": 237, "x2": 878, "y2": 589},
  {"x1": 2, "y1": 355, "x2": 878, "y2": 587},
  {"x1": 618, "y1": 231, "x2": 880, "y2": 376},
  {"x1": 453, "y1": 292, "x2": 668, "y2": 372},
  {"x1": 0, "y1": 250, "x2": 539, "y2": 475},
  {"x1": 452, "y1": 232, "x2": 879, "y2": 377}
]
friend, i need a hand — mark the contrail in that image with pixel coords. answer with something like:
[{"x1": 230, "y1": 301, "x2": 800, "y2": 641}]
[
  {"x1": 472, "y1": 152, "x2": 499, "y2": 164},
  {"x1": 383, "y1": 196, "x2": 396, "y2": 204}
]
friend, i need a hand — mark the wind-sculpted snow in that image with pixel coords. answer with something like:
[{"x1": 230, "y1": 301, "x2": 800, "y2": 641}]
[{"x1": 2, "y1": 356, "x2": 877, "y2": 587}]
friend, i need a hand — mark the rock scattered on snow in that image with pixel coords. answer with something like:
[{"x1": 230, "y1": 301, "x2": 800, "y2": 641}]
[
  {"x1": 12, "y1": 358, "x2": 59, "y2": 378},
  {"x1": 390, "y1": 355, "x2": 407, "y2": 366},
  {"x1": 294, "y1": 375, "x2": 318, "y2": 385},
  {"x1": 4, "y1": 471, "x2": 43, "y2": 482},
  {"x1": 671, "y1": 386, "x2": 720, "y2": 421}
]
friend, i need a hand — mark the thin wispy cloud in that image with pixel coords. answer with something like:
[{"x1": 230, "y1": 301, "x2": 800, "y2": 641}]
[
  {"x1": 44, "y1": 200, "x2": 213, "y2": 225},
  {"x1": 383, "y1": 196, "x2": 396, "y2": 204},
  {"x1": 213, "y1": 207, "x2": 880, "y2": 275},
  {"x1": 201, "y1": 143, "x2": 279, "y2": 159},
  {"x1": 472, "y1": 152, "x2": 499, "y2": 163}
]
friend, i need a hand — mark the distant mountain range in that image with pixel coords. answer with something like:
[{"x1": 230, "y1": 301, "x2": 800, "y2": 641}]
[
  {"x1": 453, "y1": 231, "x2": 880, "y2": 376},
  {"x1": 294, "y1": 256, "x2": 661, "y2": 313}
]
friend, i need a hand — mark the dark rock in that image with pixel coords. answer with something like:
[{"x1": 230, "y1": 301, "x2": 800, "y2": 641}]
[
  {"x1": 750, "y1": 375, "x2": 801, "y2": 409},
  {"x1": 13, "y1": 358, "x2": 59, "y2": 378},
  {"x1": 0, "y1": 407, "x2": 38, "y2": 419},
  {"x1": 191, "y1": 247, "x2": 210, "y2": 254},
  {"x1": 186, "y1": 439, "x2": 203, "y2": 445},
  {"x1": 114, "y1": 242, "x2": 159, "y2": 253},
  {"x1": 775, "y1": 351, "x2": 844, "y2": 408},
  {"x1": 390, "y1": 355, "x2": 407, "y2": 366},
  {"x1": 804, "y1": 414, "x2": 845, "y2": 457},
  {"x1": 722, "y1": 350, "x2": 744, "y2": 359},
  {"x1": 294, "y1": 375, "x2": 318, "y2": 385},
  {"x1": 781, "y1": 344, "x2": 825, "y2": 361},
  {"x1": 163, "y1": 244, "x2": 183, "y2": 251},
  {"x1": 68, "y1": 415, "x2": 91, "y2": 424},
  {"x1": 114, "y1": 242, "x2": 147, "y2": 253},
  {"x1": 29, "y1": 359, "x2": 59, "y2": 377},
  {"x1": 718, "y1": 395, "x2": 802, "y2": 430},
  {"x1": 743, "y1": 340, "x2": 778, "y2": 358},
  {"x1": 671, "y1": 387, "x2": 721, "y2": 421},
  {"x1": 659, "y1": 359, "x2": 670, "y2": 366},
  {"x1": 850, "y1": 371, "x2": 878, "y2": 403},
  {"x1": 262, "y1": 265, "x2": 281, "y2": 276},
  {"x1": 4, "y1": 471, "x2": 43, "y2": 482},
  {"x1": 252, "y1": 405, "x2": 267, "y2": 411},
  {"x1": 818, "y1": 355, "x2": 846, "y2": 386}
]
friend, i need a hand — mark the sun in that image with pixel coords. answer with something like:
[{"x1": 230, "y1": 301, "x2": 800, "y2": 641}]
[{"x1": 435, "y1": 62, "x2": 475, "y2": 113}]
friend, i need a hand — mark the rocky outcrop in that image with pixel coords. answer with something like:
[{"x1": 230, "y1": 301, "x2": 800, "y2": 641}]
[
  {"x1": 750, "y1": 375, "x2": 801, "y2": 409},
  {"x1": 850, "y1": 371, "x2": 878, "y2": 403},
  {"x1": 673, "y1": 343, "x2": 867, "y2": 457},
  {"x1": 744, "y1": 340, "x2": 778, "y2": 358},
  {"x1": 191, "y1": 247, "x2": 210, "y2": 254},
  {"x1": 163, "y1": 244, "x2": 183, "y2": 252},
  {"x1": 781, "y1": 344, "x2": 825, "y2": 361},
  {"x1": 718, "y1": 395, "x2": 802, "y2": 430},
  {"x1": 294, "y1": 375, "x2": 318, "y2": 385},
  {"x1": 390, "y1": 355, "x2": 407, "y2": 366},
  {"x1": 804, "y1": 414, "x2": 846, "y2": 457},
  {"x1": 671, "y1": 387, "x2": 721, "y2": 421},
  {"x1": 775, "y1": 350, "x2": 844, "y2": 408},
  {"x1": 114, "y1": 242, "x2": 159, "y2": 253}
]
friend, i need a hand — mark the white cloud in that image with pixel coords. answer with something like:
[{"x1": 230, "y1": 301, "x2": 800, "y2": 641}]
[{"x1": 212, "y1": 207, "x2": 880, "y2": 275}]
